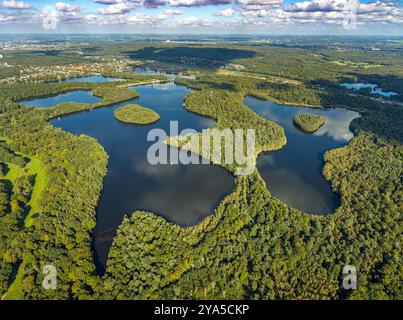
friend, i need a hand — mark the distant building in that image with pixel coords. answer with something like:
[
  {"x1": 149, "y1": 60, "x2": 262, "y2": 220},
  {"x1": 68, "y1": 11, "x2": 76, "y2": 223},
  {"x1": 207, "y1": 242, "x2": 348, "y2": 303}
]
[{"x1": 0, "y1": 54, "x2": 3, "y2": 59}]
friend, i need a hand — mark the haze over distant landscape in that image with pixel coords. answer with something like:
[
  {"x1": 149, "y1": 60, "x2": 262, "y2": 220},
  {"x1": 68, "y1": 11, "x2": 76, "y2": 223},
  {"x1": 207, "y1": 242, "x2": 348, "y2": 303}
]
[{"x1": 0, "y1": 0, "x2": 402, "y2": 35}]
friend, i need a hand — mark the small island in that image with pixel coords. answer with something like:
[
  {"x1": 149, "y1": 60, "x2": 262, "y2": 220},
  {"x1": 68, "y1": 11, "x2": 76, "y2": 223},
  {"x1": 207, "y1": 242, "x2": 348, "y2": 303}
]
[
  {"x1": 293, "y1": 114, "x2": 325, "y2": 133},
  {"x1": 114, "y1": 104, "x2": 160, "y2": 125}
]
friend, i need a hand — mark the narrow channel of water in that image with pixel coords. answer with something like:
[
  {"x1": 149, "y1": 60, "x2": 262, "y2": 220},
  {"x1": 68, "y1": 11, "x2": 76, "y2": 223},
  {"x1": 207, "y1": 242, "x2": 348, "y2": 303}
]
[{"x1": 20, "y1": 90, "x2": 101, "y2": 108}]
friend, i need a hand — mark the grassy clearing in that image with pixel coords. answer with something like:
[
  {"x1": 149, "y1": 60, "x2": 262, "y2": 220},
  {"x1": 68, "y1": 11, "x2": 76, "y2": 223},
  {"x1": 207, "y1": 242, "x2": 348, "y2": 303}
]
[
  {"x1": 25, "y1": 157, "x2": 46, "y2": 227},
  {"x1": 0, "y1": 138, "x2": 47, "y2": 300},
  {"x1": 3, "y1": 162, "x2": 25, "y2": 181},
  {"x1": 2, "y1": 254, "x2": 30, "y2": 300},
  {"x1": 330, "y1": 60, "x2": 383, "y2": 69},
  {"x1": 2, "y1": 154, "x2": 46, "y2": 226},
  {"x1": 1, "y1": 156, "x2": 46, "y2": 300}
]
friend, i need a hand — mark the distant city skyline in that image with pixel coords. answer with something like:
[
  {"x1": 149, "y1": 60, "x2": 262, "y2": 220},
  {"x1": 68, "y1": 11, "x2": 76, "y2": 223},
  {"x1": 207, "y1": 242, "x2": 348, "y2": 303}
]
[{"x1": 0, "y1": 0, "x2": 402, "y2": 35}]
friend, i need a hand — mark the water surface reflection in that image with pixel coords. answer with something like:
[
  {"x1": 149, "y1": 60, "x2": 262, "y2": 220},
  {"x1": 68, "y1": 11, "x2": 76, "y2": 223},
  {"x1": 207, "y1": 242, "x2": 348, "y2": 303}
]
[
  {"x1": 20, "y1": 90, "x2": 101, "y2": 108},
  {"x1": 47, "y1": 83, "x2": 233, "y2": 271},
  {"x1": 245, "y1": 96, "x2": 359, "y2": 214}
]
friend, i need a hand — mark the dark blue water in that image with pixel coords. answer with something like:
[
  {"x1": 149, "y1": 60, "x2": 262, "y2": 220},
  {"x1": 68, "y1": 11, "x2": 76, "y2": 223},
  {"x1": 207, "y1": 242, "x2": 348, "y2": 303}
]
[
  {"x1": 48, "y1": 82, "x2": 233, "y2": 271},
  {"x1": 341, "y1": 82, "x2": 398, "y2": 97},
  {"x1": 22, "y1": 73, "x2": 360, "y2": 270},
  {"x1": 245, "y1": 96, "x2": 359, "y2": 214},
  {"x1": 20, "y1": 90, "x2": 101, "y2": 108},
  {"x1": 61, "y1": 75, "x2": 122, "y2": 83}
]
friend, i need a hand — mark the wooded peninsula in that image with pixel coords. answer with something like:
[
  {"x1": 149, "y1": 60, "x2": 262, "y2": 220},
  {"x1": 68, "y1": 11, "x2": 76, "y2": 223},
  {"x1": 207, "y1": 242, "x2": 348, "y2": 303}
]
[{"x1": 0, "y1": 36, "x2": 401, "y2": 300}]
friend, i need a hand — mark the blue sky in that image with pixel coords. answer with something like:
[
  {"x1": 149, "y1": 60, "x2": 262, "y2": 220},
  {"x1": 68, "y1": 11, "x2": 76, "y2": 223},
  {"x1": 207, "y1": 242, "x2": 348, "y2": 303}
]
[{"x1": 0, "y1": 0, "x2": 402, "y2": 34}]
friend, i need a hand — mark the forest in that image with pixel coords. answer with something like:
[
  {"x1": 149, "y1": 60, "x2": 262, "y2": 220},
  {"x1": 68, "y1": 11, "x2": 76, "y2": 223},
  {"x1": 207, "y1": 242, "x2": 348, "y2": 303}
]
[
  {"x1": 293, "y1": 114, "x2": 325, "y2": 133},
  {"x1": 0, "y1": 38, "x2": 401, "y2": 300},
  {"x1": 114, "y1": 104, "x2": 160, "y2": 125}
]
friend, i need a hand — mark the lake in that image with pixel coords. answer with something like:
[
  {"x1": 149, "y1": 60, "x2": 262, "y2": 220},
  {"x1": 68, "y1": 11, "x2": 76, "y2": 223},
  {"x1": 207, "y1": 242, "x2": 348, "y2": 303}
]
[
  {"x1": 22, "y1": 73, "x2": 360, "y2": 271},
  {"x1": 20, "y1": 90, "x2": 101, "y2": 108},
  {"x1": 341, "y1": 82, "x2": 398, "y2": 97},
  {"x1": 245, "y1": 96, "x2": 360, "y2": 214},
  {"x1": 47, "y1": 82, "x2": 234, "y2": 273},
  {"x1": 60, "y1": 75, "x2": 122, "y2": 83}
]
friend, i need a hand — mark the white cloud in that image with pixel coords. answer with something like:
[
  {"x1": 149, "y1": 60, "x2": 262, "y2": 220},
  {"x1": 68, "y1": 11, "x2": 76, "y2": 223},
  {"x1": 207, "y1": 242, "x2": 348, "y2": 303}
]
[
  {"x1": 127, "y1": 12, "x2": 168, "y2": 23},
  {"x1": 55, "y1": 2, "x2": 80, "y2": 13},
  {"x1": 0, "y1": 0, "x2": 402, "y2": 31},
  {"x1": 80, "y1": 11, "x2": 170, "y2": 26},
  {"x1": 237, "y1": 0, "x2": 283, "y2": 10},
  {"x1": 179, "y1": 15, "x2": 199, "y2": 25},
  {"x1": 241, "y1": 8, "x2": 270, "y2": 17},
  {"x1": 215, "y1": 8, "x2": 235, "y2": 16},
  {"x1": 0, "y1": 14, "x2": 15, "y2": 22},
  {"x1": 94, "y1": 0, "x2": 123, "y2": 4},
  {"x1": 0, "y1": 10, "x2": 33, "y2": 23},
  {"x1": 83, "y1": 14, "x2": 100, "y2": 23},
  {"x1": 144, "y1": 0, "x2": 167, "y2": 7},
  {"x1": 2, "y1": 0, "x2": 31, "y2": 10},
  {"x1": 225, "y1": 0, "x2": 401, "y2": 27},
  {"x1": 169, "y1": 0, "x2": 232, "y2": 7},
  {"x1": 284, "y1": 0, "x2": 346, "y2": 12},
  {"x1": 165, "y1": 8, "x2": 183, "y2": 15},
  {"x1": 97, "y1": 1, "x2": 139, "y2": 15},
  {"x1": 175, "y1": 15, "x2": 214, "y2": 26}
]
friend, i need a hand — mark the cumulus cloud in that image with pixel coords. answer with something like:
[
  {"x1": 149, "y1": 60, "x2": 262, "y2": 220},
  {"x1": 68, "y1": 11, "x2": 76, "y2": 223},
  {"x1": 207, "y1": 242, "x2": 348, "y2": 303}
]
[
  {"x1": 0, "y1": 15, "x2": 12, "y2": 22},
  {"x1": 83, "y1": 14, "x2": 100, "y2": 23},
  {"x1": 176, "y1": 15, "x2": 214, "y2": 26},
  {"x1": 284, "y1": 0, "x2": 345, "y2": 12},
  {"x1": 94, "y1": 0, "x2": 165, "y2": 11},
  {"x1": 280, "y1": 0, "x2": 403, "y2": 25},
  {"x1": 1, "y1": 0, "x2": 402, "y2": 30},
  {"x1": 169, "y1": 0, "x2": 232, "y2": 7},
  {"x1": 143, "y1": 0, "x2": 167, "y2": 7},
  {"x1": 215, "y1": 7, "x2": 235, "y2": 16},
  {"x1": 77, "y1": 11, "x2": 170, "y2": 26},
  {"x1": 2, "y1": 0, "x2": 31, "y2": 10},
  {"x1": 0, "y1": 13, "x2": 16, "y2": 22},
  {"x1": 357, "y1": 0, "x2": 397, "y2": 14},
  {"x1": 241, "y1": 8, "x2": 270, "y2": 17},
  {"x1": 35, "y1": 1, "x2": 82, "y2": 25},
  {"x1": 94, "y1": 0, "x2": 123, "y2": 4},
  {"x1": 165, "y1": 8, "x2": 183, "y2": 14},
  {"x1": 52, "y1": 0, "x2": 402, "y2": 28},
  {"x1": 97, "y1": 1, "x2": 140, "y2": 14},
  {"x1": 50, "y1": 2, "x2": 83, "y2": 24},
  {"x1": 178, "y1": 15, "x2": 199, "y2": 25},
  {"x1": 55, "y1": 2, "x2": 80, "y2": 13},
  {"x1": 232, "y1": 0, "x2": 402, "y2": 27},
  {"x1": 237, "y1": 0, "x2": 283, "y2": 10},
  {"x1": 0, "y1": 9, "x2": 34, "y2": 24},
  {"x1": 284, "y1": 0, "x2": 397, "y2": 15},
  {"x1": 0, "y1": 14, "x2": 31, "y2": 23},
  {"x1": 127, "y1": 12, "x2": 168, "y2": 23}
]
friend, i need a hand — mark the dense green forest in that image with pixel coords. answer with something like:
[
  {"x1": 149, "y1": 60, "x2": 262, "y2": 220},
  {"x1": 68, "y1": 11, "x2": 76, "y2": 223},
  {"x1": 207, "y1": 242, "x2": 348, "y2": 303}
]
[
  {"x1": 293, "y1": 114, "x2": 325, "y2": 133},
  {"x1": 0, "y1": 38, "x2": 401, "y2": 300},
  {"x1": 0, "y1": 73, "x2": 169, "y2": 299},
  {"x1": 114, "y1": 104, "x2": 160, "y2": 125},
  {"x1": 103, "y1": 63, "x2": 402, "y2": 299}
]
